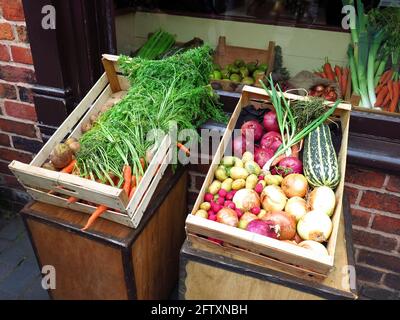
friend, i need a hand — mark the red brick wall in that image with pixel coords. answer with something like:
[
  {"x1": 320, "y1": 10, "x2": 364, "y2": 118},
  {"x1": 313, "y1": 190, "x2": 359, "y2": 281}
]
[
  {"x1": 187, "y1": 164, "x2": 400, "y2": 300},
  {"x1": 0, "y1": 0, "x2": 42, "y2": 214}
]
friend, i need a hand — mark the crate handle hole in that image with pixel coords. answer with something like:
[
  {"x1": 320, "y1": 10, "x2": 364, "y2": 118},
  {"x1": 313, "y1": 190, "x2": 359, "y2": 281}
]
[{"x1": 55, "y1": 186, "x2": 79, "y2": 195}]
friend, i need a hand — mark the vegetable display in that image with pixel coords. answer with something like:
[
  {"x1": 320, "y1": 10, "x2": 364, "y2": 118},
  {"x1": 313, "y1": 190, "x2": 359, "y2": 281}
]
[
  {"x1": 193, "y1": 76, "x2": 342, "y2": 258},
  {"x1": 43, "y1": 45, "x2": 227, "y2": 230}
]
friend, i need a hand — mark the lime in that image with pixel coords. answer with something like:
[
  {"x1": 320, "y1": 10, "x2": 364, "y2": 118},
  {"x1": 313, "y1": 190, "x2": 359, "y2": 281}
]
[
  {"x1": 213, "y1": 70, "x2": 222, "y2": 80},
  {"x1": 230, "y1": 73, "x2": 241, "y2": 82},
  {"x1": 242, "y1": 76, "x2": 255, "y2": 85},
  {"x1": 239, "y1": 67, "x2": 249, "y2": 78}
]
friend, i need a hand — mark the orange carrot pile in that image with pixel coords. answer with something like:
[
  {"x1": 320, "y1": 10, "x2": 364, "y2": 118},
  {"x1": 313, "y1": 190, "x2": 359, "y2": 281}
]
[
  {"x1": 374, "y1": 70, "x2": 400, "y2": 112},
  {"x1": 81, "y1": 205, "x2": 108, "y2": 231},
  {"x1": 314, "y1": 60, "x2": 349, "y2": 99}
]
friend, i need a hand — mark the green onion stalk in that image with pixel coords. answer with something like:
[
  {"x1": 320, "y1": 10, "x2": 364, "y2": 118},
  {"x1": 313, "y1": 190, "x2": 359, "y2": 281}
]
[{"x1": 259, "y1": 75, "x2": 340, "y2": 171}]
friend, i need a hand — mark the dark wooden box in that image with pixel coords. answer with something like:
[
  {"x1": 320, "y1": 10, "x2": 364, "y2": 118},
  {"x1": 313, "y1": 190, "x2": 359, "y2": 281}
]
[{"x1": 21, "y1": 167, "x2": 187, "y2": 300}]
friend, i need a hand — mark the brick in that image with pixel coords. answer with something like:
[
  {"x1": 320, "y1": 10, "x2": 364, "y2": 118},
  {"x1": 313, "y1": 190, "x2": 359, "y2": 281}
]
[
  {"x1": 0, "y1": 133, "x2": 10, "y2": 147},
  {"x1": 358, "y1": 249, "x2": 400, "y2": 273},
  {"x1": 0, "y1": 44, "x2": 10, "y2": 61},
  {"x1": 345, "y1": 165, "x2": 386, "y2": 188},
  {"x1": 0, "y1": 147, "x2": 32, "y2": 163},
  {"x1": 0, "y1": 118, "x2": 37, "y2": 138},
  {"x1": 350, "y1": 208, "x2": 371, "y2": 227},
  {"x1": 11, "y1": 45, "x2": 33, "y2": 64},
  {"x1": 0, "y1": 23, "x2": 14, "y2": 40},
  {"x1": 359, "y1": 190, "x2": 400, "y2": 215},
  {"x1": 384, "y1": 273, "x2": 400, "y2": 291},
  {"x1": 355, "y1": 265, "x2": 383, "y2": 283},
  {"x1": 16, "y1": 25, "x2": 28, "y2": 43},
  {"x1": 18, "y1": 86, "x2": 33, "y2": 103},
  {"x1": 372, "y1": 215, "x2": 400, "y2": 236},
  {"x1": 4, "y1": 100, "x2": 37, "y2": 121},
  {"x1": 386, "y1": 175, "x2": 400, "y2": 193},
  {"x1": 360, "y1": 283, "x2": 398, "y2": 300},
  {"x1": 0, "y1": 160, "x2": 11, "y2": 175},
  {"x1": 0, "y1": 65, "x2": 35, "y2": 84},
  {"x1": 352, "y1": 228, "x2": 397, "y2": 251},
  {"x1": 0, "y1": 82, "x2": 17, "y2": 99},
  {"x1": 0, "y1": 0, "x2": 25, "y2": 21},
  {"x1": 345, "y1": 185, "x2": 360, "y2": 205},
  {"x1": 12, "y1": 136, "x2": 42, "y2": 153}
]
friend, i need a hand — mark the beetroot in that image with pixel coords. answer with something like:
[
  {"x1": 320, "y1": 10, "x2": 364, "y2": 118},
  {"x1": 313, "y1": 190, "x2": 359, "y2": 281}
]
[
  {"x1": 254, "y1": 147, "x2": 274, "y2": 168},
  {"x1": 218, "y1": 189, "x2": 227, "y2": 198},
  {"x1": 272, "y1": 156, "x2": 303, "y2": 176},
  {"x1": 241, "y1": 120, "x2": 264, "y2": 142},
  {"x1": 263, "y1": 110, "x2": 279, "y2": 132},
  {"x1": 254, "y1": 183, "x2": 264, "y2": 194},
  {"x1": 246, "y1": 220, "x2": 278, "y2": 239},
  {"x1": 260, "y1": 131, "x2": 282, "y2": 152},
  {"x1": 204, "y1": 193, "x2": 213, "y2": 202}
]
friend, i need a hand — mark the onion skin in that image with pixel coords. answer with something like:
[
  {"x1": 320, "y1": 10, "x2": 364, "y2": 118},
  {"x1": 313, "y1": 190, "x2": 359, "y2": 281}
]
[
  {"x1": 285, "y1": 196, "x2": 308, "y2": 221},
  {"x1": 308, "y1": 186, "x2": 336, "y2": 217},
  {"x1": 298, "y1": 240, "x2": 329, "y2": 256},
  {"x1": 261, "y1": 211, "x2": 296, "y2": 240},
  {"x1": 281, "y1": 174, "x2": 308, "y2": 198},
  {"x1": 260, "y1": 185, "x2": 287, "y2": 212},
  {"x1": 233, "y1": 189, "x2": 260, "y2": 212},
  {"x1": 297, "y1": 210, "x2": 333, "y2": 243},
  {"x1": 217, "y1": 208, "x2": 239, "y2": 227}
]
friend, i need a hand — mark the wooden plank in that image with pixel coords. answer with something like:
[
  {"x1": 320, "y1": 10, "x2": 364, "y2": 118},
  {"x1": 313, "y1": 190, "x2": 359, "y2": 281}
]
[
  {"x1": 266, "y1": 41, "x2": 275, "y2": 75},
  {"x1": 188, "y1": 234, "x2": 326, "y2": 281},
  {"x1": 131, "y1": 148, "x2": 173, "y2": 228},
  {"x1": 102, "y1": 53, "x2": 122, "y2": 74},
  {"x1": 26, "y1": 187, "x2": 133, "y2": 227},
  {"x1": 30, "y1": 72, "x2": 109, "y2": 167},
  {"x1": 10, "y1": 161, "x2": 128, "y2": 211},
  {"x1": 186, "y1": 215, "x2": 333, "y2": 274},
  {"x1": 102, "y1": 57, "x2": 121, "y2": 92},
  {"x1": 126, "y1": 135, "x2": 172, "y2": 218}
]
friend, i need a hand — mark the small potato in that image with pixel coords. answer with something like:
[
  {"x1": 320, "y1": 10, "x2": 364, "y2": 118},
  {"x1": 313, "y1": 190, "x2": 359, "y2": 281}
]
[{"x1": 81, "y1": 121, "x2": 92, "y2": 133}]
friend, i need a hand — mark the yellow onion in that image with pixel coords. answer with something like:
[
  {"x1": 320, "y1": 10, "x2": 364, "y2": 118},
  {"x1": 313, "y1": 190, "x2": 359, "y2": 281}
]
[
  {"x1": 233, "y1": 189, "x2": 260, "y2": 212},
  {"x1": 297, "y1": 210, "x2": 333, "y2": 243},
  {"x1": 260, "y1": 185, "x2": 287, "y2": 212},
  {"x1": 217, "y1": 208, "x2": 239, "y2": 227},
  {"x1": 261, "y1": 211, "x2": 296, "y2": 240},
  {"x1": 298, "y1": 240, "x2": 329, "y2": 256},
  {"x1": 284, "y1": 196, "x2": 308, "y2": 221},
  {"x1": 308, "y1": 186, "x2": 336, "y2": 217},
  {"x1": 281, "y1": 174, "x2": 308, "y2": 198}
]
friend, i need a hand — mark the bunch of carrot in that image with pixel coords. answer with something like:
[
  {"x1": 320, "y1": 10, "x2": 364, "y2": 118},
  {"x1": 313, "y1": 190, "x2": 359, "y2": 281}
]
[
  {"x1": 314, "y1": 58, "x2": 349, "y2": 99},
  {"x1": 374, "y1": 70, "x2": 400, "y2": 112}
]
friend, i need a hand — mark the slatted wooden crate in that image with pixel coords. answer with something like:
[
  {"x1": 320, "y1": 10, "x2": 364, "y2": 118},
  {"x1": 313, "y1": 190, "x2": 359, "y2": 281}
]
[
  {"x1": 9, "y1": 54, "x2": 173, "y2": 228},
  {"x1": 211, "y1": 36, "x2": 275, "y2": 92},
  {"x1": 186, "y1": 85, "x2": 352, "y2": 278}
]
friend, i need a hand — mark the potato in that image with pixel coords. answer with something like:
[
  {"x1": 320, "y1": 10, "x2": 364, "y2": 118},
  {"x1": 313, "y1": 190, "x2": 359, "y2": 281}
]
[
  {"x1": 242, "y1": 151, "x2": 254, "y2": 163},
  {"x1": 200, "y1": 202, "x2": 211, "y2": 211},
  {"x1": 81, "y1": 121, "x2": 92, "y2": 133},
  {"x1": 264, "y1": 174, "x2": 283, "y2": 186},
  {"x1": 208, "y1": 180, "x2": 222, "y2": 195},
  {"x1": 234, "y1": 158, "x2": 244, "y2": 168},
  {"x1": 221, "y1": 156, "x2": 235, "y2": 167},
  {"x1": 232, "y1": 179, "x2": 246, "y2": 190},
  {"x1": 230, "y1": 167, "x2": 249, "y2": 180},
  {"x1": 221, "y1": 178, "x2": 233, "y2": 192},
  {"x1": 246, "y1": 174, "x2": 258, "y2": 189},
  {"x1": 215, "y1": 166, "x2": 228, "y2": 182},
  {"x1": 50, "y1": 143, "x2": 73, "y2": 169},
  {"x1": 244, "y1": 161, "x2": 261, "y2": 175}
]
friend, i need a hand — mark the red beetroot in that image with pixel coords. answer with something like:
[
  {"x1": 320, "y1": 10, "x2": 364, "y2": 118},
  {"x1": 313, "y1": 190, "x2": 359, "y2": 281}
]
[
  {"x1": 227, "y1": 202, "x2": 236, "y2": 210},
  {"x1": 251, "y1": 207, "x2": 261, "y2": 215},
  {"x1": 218, "y1": 189, "x2": 227, "y2": 198},
  {"x1": 208, "y1": 214, "x2": 217, "y2": 221},
  {"x1": 210, "y1": 201, "x2": 222, "y2": 213},
  {"x1": 254, "y1": 183, "x2": 264, "y2": 194},
  {"x1": 235, "y1": 208, "x2": 243, "y2": 218},
  {"x1": 208, "y1": 237, "x2": 223, "y2": 245},
  {"x1": 258, "y1": 175, "x2": 264, "y2": 181},
  {"x1": 216, "y1": 197, "x2": 225, "y2": 205},
  {"x1": 204, "y1": 193, "x2": 213, "y2": 202},
  {"x1": 226, "y1": 191, "x2": 234, "y2": 200}
]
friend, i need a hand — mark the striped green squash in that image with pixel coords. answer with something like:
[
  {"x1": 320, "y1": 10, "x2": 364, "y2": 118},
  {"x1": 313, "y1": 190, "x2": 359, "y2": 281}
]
[{"x1": 303, "y1": 123, "x2": 340, "y2": 189}]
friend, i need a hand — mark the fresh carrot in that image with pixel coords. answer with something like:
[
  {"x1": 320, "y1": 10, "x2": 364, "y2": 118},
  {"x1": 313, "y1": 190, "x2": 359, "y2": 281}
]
[
  {"x1": 61, "y1": 159, "x2": 77, "y2": 174},
  {"x1": 375, "y1": 86, "x2": 389, "y2": 107},
  {"x1": 67, "y1": 196, "x2": 78, "y2": 204},
  {"x1": 334, "y1": 65, "x2": 342, "y2": 82},
  {"x1": 177, "y1": 142, "x2": 190, "y2": 156},
  {"x1": 381, "y1": 70, "x2": 393, "y2": 85},
  {"x1": 122, "y1": 165, "x2": 132, "y2": 196},
  {"x1": 128, "y1": 186, "x2": 136, "y2": 200},
  {"x1": 342, "y1": 68, "x2": 349, "y2": 98},
  {"x1": 323, "y1": 58, "x2": 335, "y2": 81},
  {"x1": 140, "y1": 158, "x2": 146, "y2": 171},
  {"x1": 381, "y1": 91, "x2": 391, "y2": 109},
  {"x1": 375, "y1": 83, "x2": 384, "y2": 94},
  {"x1": 389, "y1": 81, "x2": 399, "y2": 113},
  {"x1": 388, "y1": 80, "x2": 394, "y2": 101},
  {"x1": 131, "y1": 175, "x2": 137, "y2": 188},
  {"x1": 137, "y1": 175, "x2": 142, "y2": 185},
  {"x1": 81, "y1": 205, "x2": 108, "y2": 231}
]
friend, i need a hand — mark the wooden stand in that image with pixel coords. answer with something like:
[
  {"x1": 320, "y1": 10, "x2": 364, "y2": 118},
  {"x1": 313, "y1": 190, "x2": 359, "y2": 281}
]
[
  {"x1": 21, "y1": 167, "x2": 187, "y2": 300},
  {"x1": 180, "y1": 195, "x2": 358, "y2": 300}
]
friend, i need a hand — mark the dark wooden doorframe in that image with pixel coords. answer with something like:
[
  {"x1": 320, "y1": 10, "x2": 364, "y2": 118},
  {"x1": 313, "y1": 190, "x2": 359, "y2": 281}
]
[{"x1": 22, "y1": 0, "x2": 116, "y2": 138}]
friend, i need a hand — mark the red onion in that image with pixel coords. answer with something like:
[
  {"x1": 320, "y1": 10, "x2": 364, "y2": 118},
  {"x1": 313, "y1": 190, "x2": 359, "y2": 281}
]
[
  {"x1": 254, "y1": 147, "x2": 274, "y2": 168},
  {"x1": 263, "y1": 110, "x2": 279, "y2": 132},
  {"x1": 273, "y1": 157, "x2": 303, "y2": 176},
  {"x1": 260, "y1": 131, "x2": 282, "y2": 151},
  {"x1": 241, "y1": 120, "x2": 264, "y2": 142},
  {"x1": 246, "y1": 220, "x2": 278, "y2": 239}
]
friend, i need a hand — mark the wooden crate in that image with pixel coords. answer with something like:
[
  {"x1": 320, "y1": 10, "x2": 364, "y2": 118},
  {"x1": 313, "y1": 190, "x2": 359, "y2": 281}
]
[
  {"x1": 186, "y1": 85, "x2": 352, "y2": 277},
  {"x1": 211, "y1": 36, "x2": 275, "y2": 93},
  {"x1": 9, "y1": 54, "x2": 173, "y2": 229}
]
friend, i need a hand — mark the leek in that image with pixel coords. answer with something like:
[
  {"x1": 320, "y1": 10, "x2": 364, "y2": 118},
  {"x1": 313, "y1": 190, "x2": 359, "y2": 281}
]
[{"x1": 367, "y1": 29, "x2": 385, "y2": 106}]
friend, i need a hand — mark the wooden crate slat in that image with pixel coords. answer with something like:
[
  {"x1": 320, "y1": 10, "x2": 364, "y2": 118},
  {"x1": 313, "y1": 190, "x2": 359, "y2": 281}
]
[
  {"x1": 30, "y1": 72, "x2": 109, "y2": 167},
  {"x1": 26, "y1": 187, "x2": 133, "y2": 227},
  {"x1": 131, "y1": 147, "x2": 173, "y2": 227},
  {"x1": 126, "y1": 134, "x2": 172, "y2": 218},
  {"x1": 10, "y1": 161, "x2": 128, "y2": 211}
]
